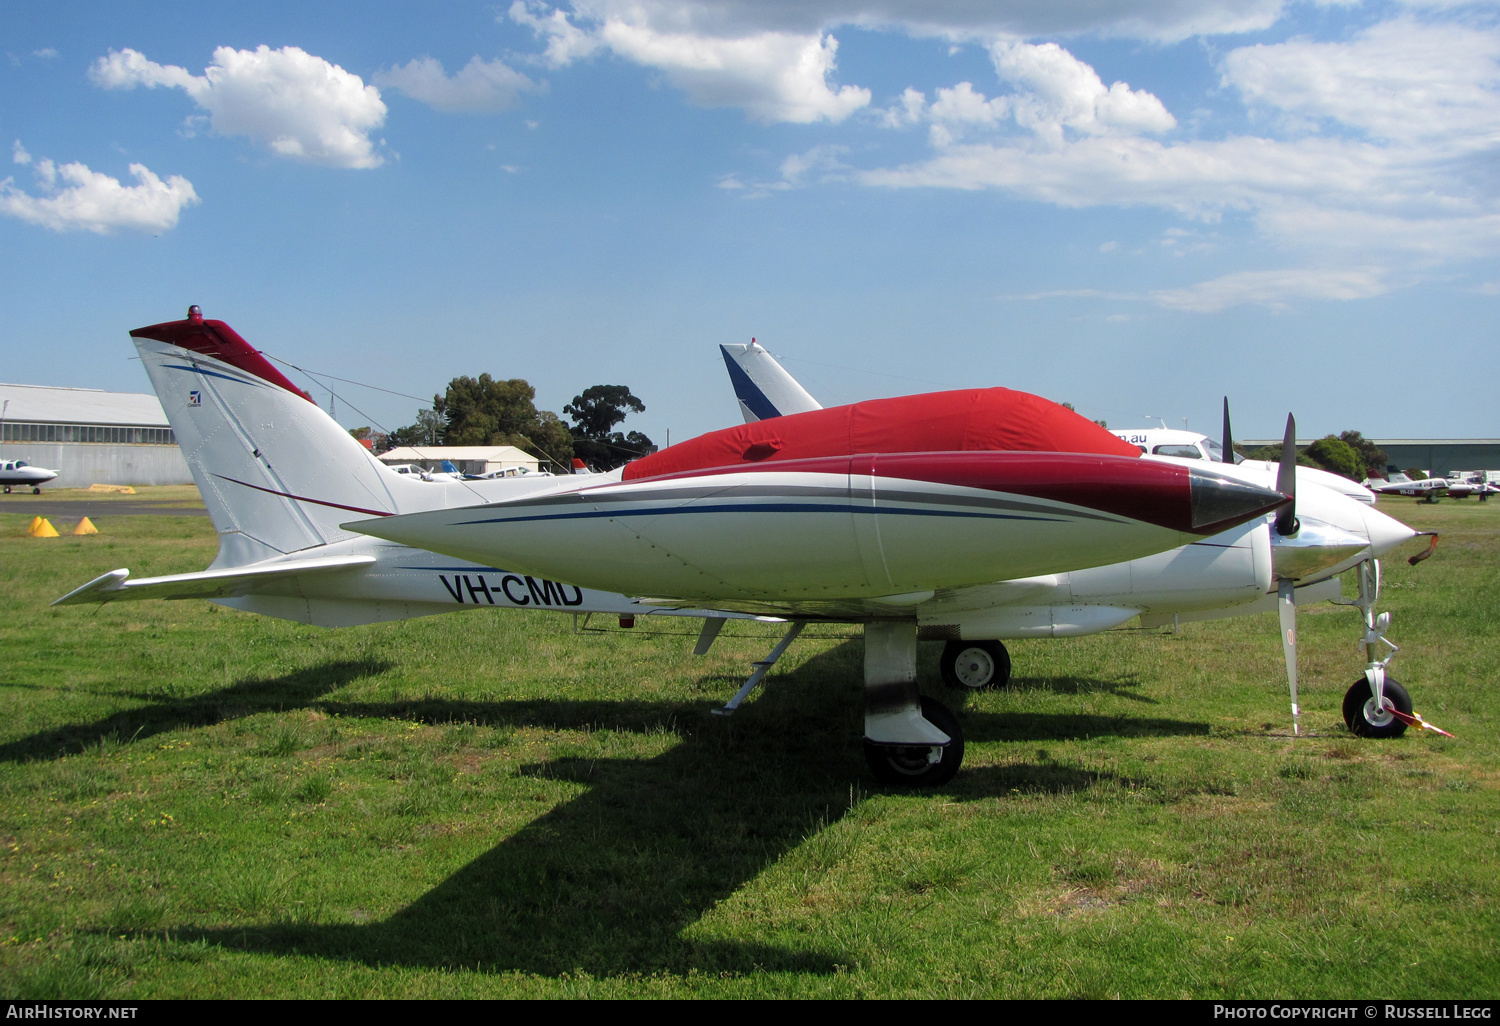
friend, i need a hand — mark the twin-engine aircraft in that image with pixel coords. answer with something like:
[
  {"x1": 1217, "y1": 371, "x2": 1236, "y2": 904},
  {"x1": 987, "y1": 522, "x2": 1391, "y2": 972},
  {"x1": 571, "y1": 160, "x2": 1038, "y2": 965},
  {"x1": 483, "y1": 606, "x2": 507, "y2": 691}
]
[
  {"x1": 1363, "y1": 472, "x2": 1450, "y2": 500},
  {"x1": 718, "y1": 341, "x2": 1439, "y2": 744},
  {"x1": 54, "y1": 310, "x2": 1435, "y2": 786},
  {"x1": 56, "y1": 307, "x2": 1297, "y2": 786}
]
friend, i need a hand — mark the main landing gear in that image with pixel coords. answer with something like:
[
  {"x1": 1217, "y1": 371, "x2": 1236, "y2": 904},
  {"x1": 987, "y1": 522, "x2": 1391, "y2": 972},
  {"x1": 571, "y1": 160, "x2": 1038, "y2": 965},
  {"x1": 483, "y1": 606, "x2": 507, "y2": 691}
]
[
  {"x1": 940, "y1": 640, "x2": 1011, "y2": 691},
  {"x1": 863, "y1": 622, "x2": 963, "y2": 787},
  {"x1": 709, "y1": 619, "x2": 966, "y2": 787}
]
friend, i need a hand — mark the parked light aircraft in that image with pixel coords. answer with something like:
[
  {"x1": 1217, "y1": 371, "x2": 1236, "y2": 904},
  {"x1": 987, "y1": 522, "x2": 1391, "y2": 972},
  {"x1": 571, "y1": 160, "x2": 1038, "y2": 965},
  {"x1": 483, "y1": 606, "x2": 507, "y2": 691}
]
[
  {"x1": 717, "y1": 341, "x2": 1439, "y2": 744},
  {"x1": 1441, "y1": 472, "x2": 1496, "y2": 500},
  {"x1": 56, "y1": 307, "x2": 1289, "y2": 786},
  {"x1": 1363, "y1": 472, "x2": 1449, "y2": 500},
  {"x1": 1, "y1": 458, "x2": 58, "y2": 494}
]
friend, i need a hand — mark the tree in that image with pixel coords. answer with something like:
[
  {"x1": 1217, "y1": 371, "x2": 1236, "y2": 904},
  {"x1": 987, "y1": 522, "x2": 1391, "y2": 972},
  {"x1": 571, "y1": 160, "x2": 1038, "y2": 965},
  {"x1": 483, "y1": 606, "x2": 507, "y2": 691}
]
[
  {"x1": 1304, "y1": 435, "x2": 1363, "y2": 480},
  {"x1": 1339, "y1": 431, "x2": 1388, "y2": 479},
  {"x1": 348, "y1": 425, "x2": 390, "y2": 453},
  {"x1": 565, "y1": 385, "x2": 655, "y2": 470},
  {"x1": 432, "y1": 374, "x2": 575, "y2": 469},
  {"x1": 1244, "y1": 443, "x2": 1319, "y2": 468},
  {"x1": 387, "y1": 407, "x2": 445, "y2": 449}
]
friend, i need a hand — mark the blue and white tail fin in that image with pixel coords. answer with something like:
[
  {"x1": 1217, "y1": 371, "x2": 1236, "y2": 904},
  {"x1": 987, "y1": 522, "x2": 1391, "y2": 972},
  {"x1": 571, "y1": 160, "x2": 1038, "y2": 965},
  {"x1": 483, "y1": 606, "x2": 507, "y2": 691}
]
[
  {"x1": 720, "y1": 339, "x2": 822, "y2": 423},
  {"x1": 131, "y1": 307, "x2": 565, "y2": 570}
]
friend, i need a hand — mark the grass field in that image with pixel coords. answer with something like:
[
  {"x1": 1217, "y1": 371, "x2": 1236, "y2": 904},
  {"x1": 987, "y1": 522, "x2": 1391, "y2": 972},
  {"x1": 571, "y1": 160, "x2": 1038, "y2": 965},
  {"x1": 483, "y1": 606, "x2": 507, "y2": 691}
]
[{"x1": 1, "y1": 498, "x2": 1496, "y2": 998}]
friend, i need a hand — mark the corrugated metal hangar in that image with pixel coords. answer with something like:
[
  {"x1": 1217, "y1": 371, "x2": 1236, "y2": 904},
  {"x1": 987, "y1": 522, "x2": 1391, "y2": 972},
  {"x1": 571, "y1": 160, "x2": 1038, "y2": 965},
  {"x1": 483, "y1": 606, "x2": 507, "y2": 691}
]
[{"x1": 0, "y1": 383, "x2": 192, "y2": 487}]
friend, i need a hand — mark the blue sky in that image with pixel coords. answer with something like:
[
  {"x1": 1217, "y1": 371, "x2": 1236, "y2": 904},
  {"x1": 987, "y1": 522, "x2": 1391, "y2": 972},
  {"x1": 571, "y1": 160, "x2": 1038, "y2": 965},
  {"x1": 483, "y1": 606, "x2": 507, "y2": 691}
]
[{"x1": 2, "y1": 0, "x2": 1497, "y2": 445}]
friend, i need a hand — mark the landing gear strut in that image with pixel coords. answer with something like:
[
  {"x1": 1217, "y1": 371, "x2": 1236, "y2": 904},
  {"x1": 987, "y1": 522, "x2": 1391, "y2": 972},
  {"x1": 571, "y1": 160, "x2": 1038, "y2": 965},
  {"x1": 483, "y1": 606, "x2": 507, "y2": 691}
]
[
  {"x1": 863, "y1": 621, "x2": 963, "y2": 787},
  {"x1": 1336, "y1": 560, "x2": 1409, "y2": 738}
]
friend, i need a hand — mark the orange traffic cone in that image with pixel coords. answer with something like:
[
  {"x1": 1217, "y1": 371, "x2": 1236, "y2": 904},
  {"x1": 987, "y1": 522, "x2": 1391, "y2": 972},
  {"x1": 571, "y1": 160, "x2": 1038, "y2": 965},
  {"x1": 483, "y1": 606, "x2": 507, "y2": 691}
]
[
  {"x1": 72, "y1": 517, "x2": 98, "y2": 536},
  {"x1": 28, "y1": 517, "x2": 59, "y2": 538}
]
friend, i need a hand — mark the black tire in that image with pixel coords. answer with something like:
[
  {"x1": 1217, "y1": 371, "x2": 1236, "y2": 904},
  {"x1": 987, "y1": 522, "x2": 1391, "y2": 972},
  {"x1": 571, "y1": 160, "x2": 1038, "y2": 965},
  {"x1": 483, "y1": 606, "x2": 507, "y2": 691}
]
[
  {"x1": 31, "y1": 487, "x2": 40, "y2": 494},
  {"x1": 1343, "y1": 676, "x2": 1412, "y2": 739},
  {"x1": 864, "y1": 696, "x2": 964, "y2": 787},
  {"x1": 2, "y1": 486, "x2": 9, "y2": 494},
  {"x1": 940, "y1": 640, "x2": 1011, "y2": 691}
]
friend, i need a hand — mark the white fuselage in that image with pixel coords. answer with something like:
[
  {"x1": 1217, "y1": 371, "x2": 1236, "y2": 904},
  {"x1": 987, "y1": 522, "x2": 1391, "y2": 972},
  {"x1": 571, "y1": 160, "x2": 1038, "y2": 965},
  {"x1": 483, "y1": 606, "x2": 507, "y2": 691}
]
[{"x1": 0, "y1": 459, "x2": 59, "y2": 491}]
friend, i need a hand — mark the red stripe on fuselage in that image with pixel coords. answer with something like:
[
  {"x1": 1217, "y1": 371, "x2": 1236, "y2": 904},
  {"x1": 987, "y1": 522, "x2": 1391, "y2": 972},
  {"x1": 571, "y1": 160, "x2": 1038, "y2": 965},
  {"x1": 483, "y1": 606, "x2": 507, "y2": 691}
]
[
  {"x1": 213, "y1": 475, "x2": 392, "y2": 518},
  {"x1": 596, "y1": 451, "x2": 1195, "y2": 533}
]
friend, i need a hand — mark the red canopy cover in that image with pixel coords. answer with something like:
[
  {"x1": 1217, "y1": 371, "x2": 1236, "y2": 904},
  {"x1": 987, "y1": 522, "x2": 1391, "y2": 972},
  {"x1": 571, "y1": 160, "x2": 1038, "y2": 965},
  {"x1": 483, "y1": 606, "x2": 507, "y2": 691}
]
[{"x1": 624, "y1": 388, "x2": 1139, "y2": 481}]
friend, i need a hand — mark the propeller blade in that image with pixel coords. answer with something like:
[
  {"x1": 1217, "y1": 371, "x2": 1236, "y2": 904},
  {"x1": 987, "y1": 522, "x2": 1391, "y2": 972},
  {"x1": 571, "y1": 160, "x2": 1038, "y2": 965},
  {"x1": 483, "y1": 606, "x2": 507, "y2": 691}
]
[
  {"x1": 1278, "y1": 577, "x2": 1300, "y2": 736},
  {"x1": 1221, "y1": 397, "x2": 1234, "y2": 464},
  {"x1": 1275, "y1": 413, "x2": 1298, "y2": 535}
]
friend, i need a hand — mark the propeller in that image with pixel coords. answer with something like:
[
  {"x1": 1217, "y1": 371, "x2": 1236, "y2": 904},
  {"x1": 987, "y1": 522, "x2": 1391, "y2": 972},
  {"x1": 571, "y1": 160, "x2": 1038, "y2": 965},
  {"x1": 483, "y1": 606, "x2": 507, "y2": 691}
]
[
  {"x1": 1273, "y1": 413, "x2": 1301, "y2": 734},
  {"x1": 1275, "y1": 413, "x2": 1298, "y2": 537},
  {"x1": 1221, "y1": 397, "x2": 1234, "y2": 464}
]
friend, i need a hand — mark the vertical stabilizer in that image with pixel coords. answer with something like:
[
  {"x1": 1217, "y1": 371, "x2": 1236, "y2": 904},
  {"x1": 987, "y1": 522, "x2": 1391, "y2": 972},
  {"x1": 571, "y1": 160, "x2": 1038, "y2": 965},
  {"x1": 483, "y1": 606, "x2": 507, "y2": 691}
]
[
  {"x1": 720, "y1": 340, "x2": 823, "y2": 423},
  {"x1": 131, "y1": 309, "x2": 563, "y2": 569}
]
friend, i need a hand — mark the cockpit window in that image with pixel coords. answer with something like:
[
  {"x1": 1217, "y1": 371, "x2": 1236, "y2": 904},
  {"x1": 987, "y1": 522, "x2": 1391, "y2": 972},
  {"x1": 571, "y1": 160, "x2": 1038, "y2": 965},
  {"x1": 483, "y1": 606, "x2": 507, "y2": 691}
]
[
  {"x1": 1203, "y1": 440, "x2": 1245, "y2": 464},
  {"x1": 1153, "y1": 444, "x2": 1202, "y2": 459}
]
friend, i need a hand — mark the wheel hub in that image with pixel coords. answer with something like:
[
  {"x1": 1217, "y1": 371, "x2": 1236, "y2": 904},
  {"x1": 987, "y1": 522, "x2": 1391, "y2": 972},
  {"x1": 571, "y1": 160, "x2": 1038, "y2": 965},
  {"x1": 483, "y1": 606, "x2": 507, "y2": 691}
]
[
  {"x1": 1362, "y1": 696, "x2": 1396, "y2": 729},
  {"x1": 882, "y1": 745, "x2": 944, "y2": 774},
  {"x1": 955, "y1": 649, "x2": 995, "y2": 688}
]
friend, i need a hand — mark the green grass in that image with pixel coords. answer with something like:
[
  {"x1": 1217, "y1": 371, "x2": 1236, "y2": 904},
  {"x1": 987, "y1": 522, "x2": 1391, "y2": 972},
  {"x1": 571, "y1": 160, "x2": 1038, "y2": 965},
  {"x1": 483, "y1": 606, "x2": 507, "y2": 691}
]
[{"x1": 0, "y1": 497, "x2": 1496, "y2": 998}]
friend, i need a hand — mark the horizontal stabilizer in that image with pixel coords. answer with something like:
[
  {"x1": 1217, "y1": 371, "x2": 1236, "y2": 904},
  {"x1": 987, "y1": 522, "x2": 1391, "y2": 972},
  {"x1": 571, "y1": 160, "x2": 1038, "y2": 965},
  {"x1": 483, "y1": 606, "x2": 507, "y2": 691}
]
[{"x1": 52, "y1": 554, "x2": 377, "y2": 606}]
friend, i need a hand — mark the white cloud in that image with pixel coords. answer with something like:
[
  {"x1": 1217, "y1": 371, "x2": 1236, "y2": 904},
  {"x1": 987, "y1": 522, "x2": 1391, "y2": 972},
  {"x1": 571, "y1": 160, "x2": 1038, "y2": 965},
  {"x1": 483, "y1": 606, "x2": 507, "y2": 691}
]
[
  {"x1": 13, "y1": 140, "x2": 31, "y2": 165},
  {"x1": 850, "y1": 17, "x2": 1500, "y2": 309},
  {"x1": 32, "y1": 48, "x2": 57, "y2": 60},
  {"x1": 1149, "y1": 267, "x2": 1389, "y2": 312},
  {"x1": 91, "y1": 45, "x2": 387, "y2": 168},
  {"x1": 720, "y1": 144, "x2": 850, "y2": 197},
  {"x1": 510, "y1": 1, "x2": 604, "y2": 66},
  {"x1": 521, "y1": 1, "x2": 1297, "y2": 46},
  {"x1": 510, "y1": 2, "x2": 870, "y2": 123},
  {"x1": 0, "y1": 148, "x2": 199, "y2": 234},
  {"x1": 882, "y1": 42, "x2": 1175, "y2": 148},
  {"x1": 876, "y1": 86, "x2": 927, "y2": 127},
  {"x1": 1222, "y1": 18, "x2": 1500, "y2": 147},
  {"x1": 375, "y1": 56, "x2": 542, "y2": 113},
  {"x1": 990, "y1": 40, "x2": 1176, "y2": 142}
]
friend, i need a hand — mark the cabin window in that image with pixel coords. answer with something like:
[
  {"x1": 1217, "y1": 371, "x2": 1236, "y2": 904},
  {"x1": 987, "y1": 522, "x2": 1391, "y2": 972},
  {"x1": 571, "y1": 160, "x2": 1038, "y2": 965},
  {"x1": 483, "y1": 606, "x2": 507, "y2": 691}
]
[{"x1": 1152, "y1": 444, "x2": 1202, "y2": 459}]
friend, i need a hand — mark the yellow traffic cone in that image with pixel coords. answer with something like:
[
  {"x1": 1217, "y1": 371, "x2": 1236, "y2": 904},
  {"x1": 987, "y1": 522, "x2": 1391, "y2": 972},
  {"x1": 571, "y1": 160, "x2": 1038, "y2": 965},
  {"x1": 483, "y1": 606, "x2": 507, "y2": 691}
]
[
  {"x1": 73, "y1": 517, "x2": 98, "y2": 536},
  {"x1": 28, "y1": 517, "x2": 59, "y2": 538}
]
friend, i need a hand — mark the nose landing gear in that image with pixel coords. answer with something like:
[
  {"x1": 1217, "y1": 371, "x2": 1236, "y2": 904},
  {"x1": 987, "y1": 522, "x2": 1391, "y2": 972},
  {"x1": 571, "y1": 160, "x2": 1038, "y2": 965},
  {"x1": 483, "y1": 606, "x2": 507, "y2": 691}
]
[{"x1": 1334, "y1": 559, "x2": 1451, "y2": 739}]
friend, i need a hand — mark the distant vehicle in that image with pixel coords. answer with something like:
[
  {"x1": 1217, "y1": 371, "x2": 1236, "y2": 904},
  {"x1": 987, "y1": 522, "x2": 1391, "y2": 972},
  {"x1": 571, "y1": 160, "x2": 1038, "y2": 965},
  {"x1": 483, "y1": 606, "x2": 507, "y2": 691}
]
[{"x1": 0, "y1": 458, "x2": 58, "y2": 494}]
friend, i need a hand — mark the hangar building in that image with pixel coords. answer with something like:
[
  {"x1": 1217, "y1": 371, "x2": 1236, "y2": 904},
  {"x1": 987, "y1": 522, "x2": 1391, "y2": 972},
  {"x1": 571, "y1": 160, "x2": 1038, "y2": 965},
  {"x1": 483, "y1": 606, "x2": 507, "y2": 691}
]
[
  {"x1": 376, "y1": 445, "x2": 541, "y2": 476},
  {"x1": 0, "y1": 383, "x2": 192, "y2": 487}
]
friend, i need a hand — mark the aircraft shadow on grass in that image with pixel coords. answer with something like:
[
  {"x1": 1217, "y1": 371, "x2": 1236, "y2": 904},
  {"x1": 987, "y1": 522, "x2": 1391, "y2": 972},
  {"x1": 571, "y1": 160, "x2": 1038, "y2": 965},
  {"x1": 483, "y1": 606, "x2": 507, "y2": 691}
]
[
  {"x1": 0, "y1": 659, "x2": 395, "y2": 763},
  {"x1": 56, "y1": 639, "x2": 1205, "y2": 978}
]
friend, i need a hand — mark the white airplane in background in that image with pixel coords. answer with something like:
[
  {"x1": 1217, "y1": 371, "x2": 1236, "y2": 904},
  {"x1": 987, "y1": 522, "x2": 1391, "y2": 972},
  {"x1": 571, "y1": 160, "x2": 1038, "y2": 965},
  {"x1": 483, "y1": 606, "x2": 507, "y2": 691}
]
[
  {"x1": 1363, "y1": 472, "x2": 1450, "y2": 500},
  {"x1": 1, "y1": 458, "x2": 59, "y2": 494},
  {"x1": 718, "y1": 340, "x2": 1442, "y2": 743},
  {"x1": 58, "y1": 306, "x2": 1300, "y2": 788},
  {"x1": 1441, "y1": 472, "x2": 1496, "y2": 500}
]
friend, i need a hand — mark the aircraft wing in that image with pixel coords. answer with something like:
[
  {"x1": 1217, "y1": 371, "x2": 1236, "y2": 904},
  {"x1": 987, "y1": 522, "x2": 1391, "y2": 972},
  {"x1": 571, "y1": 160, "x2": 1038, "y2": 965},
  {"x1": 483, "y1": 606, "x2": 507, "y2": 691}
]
[{"x1": 52, "y1": 554, "x2": 378, "y2": 606}]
